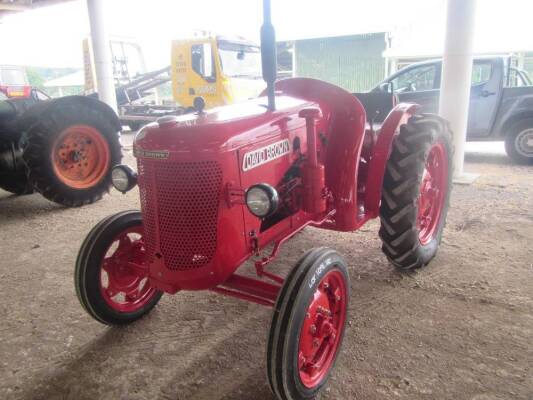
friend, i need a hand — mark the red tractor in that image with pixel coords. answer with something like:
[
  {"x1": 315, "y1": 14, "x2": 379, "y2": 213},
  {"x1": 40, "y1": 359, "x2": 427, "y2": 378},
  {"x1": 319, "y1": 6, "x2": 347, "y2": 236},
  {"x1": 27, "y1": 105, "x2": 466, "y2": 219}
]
[
  {"x1": 0, "y1": 66, "x2": 121, "y2": 206},
  {"x1": 74, "y1": 2, "x2": 453, "y2": 399}
]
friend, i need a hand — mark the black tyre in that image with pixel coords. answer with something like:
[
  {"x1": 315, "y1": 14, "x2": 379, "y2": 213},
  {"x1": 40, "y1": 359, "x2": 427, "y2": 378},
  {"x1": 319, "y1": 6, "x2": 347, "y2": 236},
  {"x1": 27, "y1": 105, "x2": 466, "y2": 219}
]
[
  {"x1": 75, "y1": 210, "x2": 163, "y2": 325},
  {"x1": 0, "y1": 170, "x2": 33, "y2": 195},
  {"x1": 267, "y1": 248, "x2": 349, "y2": 400},
  {"x1": 0, "y1": 143, "x2": 33, "y2": 195},
  {"x1": 504, "y1": 118, "x2": 533, "y2": 164},
  {"x1": 379, "y1": 114, "x2": 453, "y2": 271},
  {"x1": 21, "y1": 98, "x2": 122, "y2": 206}
]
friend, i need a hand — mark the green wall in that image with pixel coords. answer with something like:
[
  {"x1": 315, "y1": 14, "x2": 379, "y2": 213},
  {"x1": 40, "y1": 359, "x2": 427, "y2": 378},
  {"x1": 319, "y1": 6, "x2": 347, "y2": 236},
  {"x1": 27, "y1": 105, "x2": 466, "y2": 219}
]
[{"x1": 295, "y1": 33, "x2": 386, "y2": 92}]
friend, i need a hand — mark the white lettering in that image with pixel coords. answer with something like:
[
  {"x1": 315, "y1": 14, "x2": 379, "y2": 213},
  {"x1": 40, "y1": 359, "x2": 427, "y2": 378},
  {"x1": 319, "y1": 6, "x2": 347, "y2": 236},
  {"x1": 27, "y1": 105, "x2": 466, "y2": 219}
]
[{"x1": 242, "y1": 139, "x2": 291, "y2": 171}]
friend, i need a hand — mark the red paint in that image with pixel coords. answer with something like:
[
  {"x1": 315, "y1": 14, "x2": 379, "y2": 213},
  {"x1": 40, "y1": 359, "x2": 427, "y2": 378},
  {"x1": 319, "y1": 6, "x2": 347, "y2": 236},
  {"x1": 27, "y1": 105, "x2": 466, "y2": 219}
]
[
  {"x1": 298, "y1": 269, "x2": 347, "y2": 388},
  {"x1": 133, "y1": 77, "x2": 421, "y2": 297},
  {"x1": 364, "y1": 103, "x2": 420, "y2": 218},
  {"x1": 418, "y1": 142, "x2": 449, "y2": 245},
  {"x1": 99, "y1": 225, "x2": 160, "y2": 312},
  {"x1": 0, "y1": 85, "x2": 31, "y2": 98}
]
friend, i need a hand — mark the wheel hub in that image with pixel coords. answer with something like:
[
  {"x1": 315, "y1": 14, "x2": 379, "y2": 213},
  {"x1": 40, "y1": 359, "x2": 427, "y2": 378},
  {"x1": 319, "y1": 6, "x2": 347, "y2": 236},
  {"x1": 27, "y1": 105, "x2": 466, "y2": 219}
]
[
  {"x1": 516, "y1": 128, "x2": 533, "y2": 157},
  {"x1": 52, "y1": 125, "x2": 110, "y2": 189},
  {"x1": 298, "y1": 270, "x2": 347, "y2": 388},
  {"x1": 99, "y1": 226, "x2": 157, "y2": 312},
  {"x1": 417, "y1": 142, "x2": 448, "y2": 245}
]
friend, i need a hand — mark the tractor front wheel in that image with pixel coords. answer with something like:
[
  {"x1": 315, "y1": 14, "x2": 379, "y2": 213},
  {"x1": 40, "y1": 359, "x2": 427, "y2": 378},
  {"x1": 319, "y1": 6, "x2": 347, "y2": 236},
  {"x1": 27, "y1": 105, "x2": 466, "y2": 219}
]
[
  {"x1": 379, "y1": 114, "x2": 453, "y2": 271},
  {"x1": 75, "y1": 210, "x2": 163, "y2": 325},
  {"x1": 267, "y1": 248, "x2": 349, "y2": 400}
]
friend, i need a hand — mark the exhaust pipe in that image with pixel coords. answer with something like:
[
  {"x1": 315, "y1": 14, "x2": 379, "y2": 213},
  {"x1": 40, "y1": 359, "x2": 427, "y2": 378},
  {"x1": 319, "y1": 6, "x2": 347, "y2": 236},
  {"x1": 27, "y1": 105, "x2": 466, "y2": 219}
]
[{"x1": 260, "y1": 0, "x2": 277, "y2": 111}]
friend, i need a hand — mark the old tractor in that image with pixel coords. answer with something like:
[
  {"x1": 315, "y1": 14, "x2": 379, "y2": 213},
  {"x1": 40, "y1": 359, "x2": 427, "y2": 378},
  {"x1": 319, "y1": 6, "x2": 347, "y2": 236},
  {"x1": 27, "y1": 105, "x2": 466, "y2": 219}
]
[
  {"x1": 0, "y1": 65, "x2": 122, "y2": 206},
  {"x1": 74, "y1": 1, "x2": 453, "y2": 399}
]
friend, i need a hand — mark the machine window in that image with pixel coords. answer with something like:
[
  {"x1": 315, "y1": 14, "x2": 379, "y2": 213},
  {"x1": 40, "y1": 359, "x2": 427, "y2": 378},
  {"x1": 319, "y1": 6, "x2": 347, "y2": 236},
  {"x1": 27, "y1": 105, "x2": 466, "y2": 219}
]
[
  {"x1": 390, "y1": 65, "x2": 436, "y2": 93},
  {"x1": 471, "y1": 62, "x2": 492, "y2": 86},
  {"x1": 218, "y1": 41, "x2": 262, "y2": 79},
  {"x1": 507, "y1": 67, "x2": 532, "y2": 87},
  {"x1": 191, "y1": 43, "x2": 215, "y2": 82}
]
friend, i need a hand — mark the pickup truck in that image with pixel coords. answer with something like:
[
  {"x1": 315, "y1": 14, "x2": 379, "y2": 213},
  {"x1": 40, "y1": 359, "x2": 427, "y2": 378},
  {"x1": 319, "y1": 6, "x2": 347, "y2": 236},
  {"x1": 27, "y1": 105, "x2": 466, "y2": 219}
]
[{"x1": 373, "y1": 56, "x2": 533, "y2": 163}]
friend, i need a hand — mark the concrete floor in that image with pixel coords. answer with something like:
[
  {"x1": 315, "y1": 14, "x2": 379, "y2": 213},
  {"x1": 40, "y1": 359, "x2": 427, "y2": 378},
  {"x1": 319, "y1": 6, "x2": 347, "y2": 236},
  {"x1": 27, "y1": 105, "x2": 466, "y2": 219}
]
[{"x1": 0, "y1": 139, "x2": 532, "y2": 400}]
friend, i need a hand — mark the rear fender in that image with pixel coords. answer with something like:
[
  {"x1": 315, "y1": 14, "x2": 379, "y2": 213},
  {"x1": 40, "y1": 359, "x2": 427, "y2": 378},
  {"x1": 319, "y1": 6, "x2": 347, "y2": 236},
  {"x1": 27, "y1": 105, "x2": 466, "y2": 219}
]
[{"x1": 364, "y1": 103, "x2": 420, "y2": 218}]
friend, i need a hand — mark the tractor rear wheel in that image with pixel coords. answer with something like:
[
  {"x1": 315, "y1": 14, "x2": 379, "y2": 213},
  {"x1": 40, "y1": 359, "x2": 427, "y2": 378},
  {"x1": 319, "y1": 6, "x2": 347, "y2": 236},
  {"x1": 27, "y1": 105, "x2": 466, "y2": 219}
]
[
  {"x1": 21, "y1": 100, "x2": 121, "y2": 206},
  {"x1": 267, "y1": 247, "x2": 349, "y2": 400},
  {"x1": 0, "y1": 169, "x2": 33, "y2": 195},
  {"x1": 379, "y1": 114, "x2": 453, "y2": 271},
  {"x1": 0, "y1": 144, "x2": 33, "y2": 195},
  {"x1": 75, "y1": 210, "x2": 163, "y2": 325}
]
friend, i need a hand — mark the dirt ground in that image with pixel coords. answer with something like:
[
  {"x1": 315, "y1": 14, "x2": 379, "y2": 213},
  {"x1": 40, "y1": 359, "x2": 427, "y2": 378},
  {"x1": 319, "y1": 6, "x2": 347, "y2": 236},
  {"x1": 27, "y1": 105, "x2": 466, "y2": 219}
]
[{"x1": 0, "y1": 139, "x2": 531, "y2": 400}]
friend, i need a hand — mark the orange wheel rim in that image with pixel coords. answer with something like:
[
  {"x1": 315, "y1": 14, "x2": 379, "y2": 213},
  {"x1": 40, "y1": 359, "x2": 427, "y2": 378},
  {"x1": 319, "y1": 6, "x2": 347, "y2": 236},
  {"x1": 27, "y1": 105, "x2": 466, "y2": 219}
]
[{"x1": 51, "y1": 125, "x2": 111, "y2": 189}]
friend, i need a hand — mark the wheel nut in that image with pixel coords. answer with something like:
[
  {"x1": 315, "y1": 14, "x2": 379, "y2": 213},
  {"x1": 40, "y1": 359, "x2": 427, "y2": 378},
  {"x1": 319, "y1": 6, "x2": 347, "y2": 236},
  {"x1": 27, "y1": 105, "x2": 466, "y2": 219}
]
[
  {"x1": 313, "y1": 338, "x2": 320, "y2": 348},
  {"x1": 310, "y1": 325, "x2": 317, "y2": 335}
]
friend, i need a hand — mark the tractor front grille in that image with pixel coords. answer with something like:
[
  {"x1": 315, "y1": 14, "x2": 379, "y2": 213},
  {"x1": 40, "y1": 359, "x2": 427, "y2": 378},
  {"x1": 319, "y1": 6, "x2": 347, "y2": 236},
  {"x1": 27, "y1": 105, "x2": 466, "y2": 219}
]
[{"x1": 138, "y1": 159, "x2": 222, "y2": 271}]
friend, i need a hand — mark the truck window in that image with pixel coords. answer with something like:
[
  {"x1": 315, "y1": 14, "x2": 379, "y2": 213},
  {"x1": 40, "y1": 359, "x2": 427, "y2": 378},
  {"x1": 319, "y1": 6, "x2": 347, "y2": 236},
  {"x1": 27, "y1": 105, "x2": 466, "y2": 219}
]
[
  {"x1": 471, "y1": 62, "x2": 492, "y2": 86},
  {"x1": 507, "y1": 67, "x2": 532, "y2": 87},
  {"x1": 390, "y1": 65, "x2": 436, "y2": 93},
  {"x1": 218, "y1": 41, "x2": 262, "y2": 79},
  {"x1": 191, "y1": 43, "x2": 215, "y2": 82}
]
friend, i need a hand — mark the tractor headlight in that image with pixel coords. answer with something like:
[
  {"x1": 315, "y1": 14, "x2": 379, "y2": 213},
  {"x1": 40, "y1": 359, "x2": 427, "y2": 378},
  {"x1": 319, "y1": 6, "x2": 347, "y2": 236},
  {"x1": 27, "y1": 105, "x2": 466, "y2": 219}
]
[
  {"x1": 245, "y1": 183, "x2": 279, "y2": 218},
  {"x1": 111, "y1": 165, "x2": 137, "y2": 194}
]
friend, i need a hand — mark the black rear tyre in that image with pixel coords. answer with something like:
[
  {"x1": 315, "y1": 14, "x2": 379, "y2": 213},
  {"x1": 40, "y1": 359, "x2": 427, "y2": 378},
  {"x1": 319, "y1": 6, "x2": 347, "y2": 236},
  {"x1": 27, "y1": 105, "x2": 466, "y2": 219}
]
[
  {"x1": 504, "y1": 118, "x2": 533, "y2": 164},
  {"x1": 0, "y1": 144, "x2": 33, "y2": 195},
  {"x1": 379, "y1": 114, "x2": 453, "y2": 271},
  {"x1": 21, "y1": 99, "x2": 122, "y2": 207},
  {"x1": 0, "y1": 170, "x2": 33, "y2": 195}
]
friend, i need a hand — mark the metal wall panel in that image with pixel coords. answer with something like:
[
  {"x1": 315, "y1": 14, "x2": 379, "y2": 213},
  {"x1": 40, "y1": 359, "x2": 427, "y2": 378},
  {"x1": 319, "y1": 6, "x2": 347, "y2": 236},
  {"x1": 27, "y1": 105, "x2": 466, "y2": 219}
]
[{"x1": 294, "y1": 33, "x2": 386, "y2": 92}]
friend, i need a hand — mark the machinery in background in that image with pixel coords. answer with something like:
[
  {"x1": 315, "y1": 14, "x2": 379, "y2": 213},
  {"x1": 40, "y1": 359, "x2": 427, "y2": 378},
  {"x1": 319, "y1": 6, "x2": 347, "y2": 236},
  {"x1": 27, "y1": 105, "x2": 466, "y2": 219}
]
[
  {"x1": 0, "y1": 64, "x2": 121, "y2": 206},
  {"x1": 171, "y1": 35, "x2": 265, "y2": 109},
  {"x1": 84, "y1": 35, "x2": 266, "y2": 130}
]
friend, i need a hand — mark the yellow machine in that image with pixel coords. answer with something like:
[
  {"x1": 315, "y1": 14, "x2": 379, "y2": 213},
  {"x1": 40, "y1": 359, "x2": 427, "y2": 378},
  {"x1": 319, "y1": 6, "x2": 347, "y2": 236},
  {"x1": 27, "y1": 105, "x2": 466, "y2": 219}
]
[{"x1": 171, "y1": 35, "x2": 266, "y2": 109}]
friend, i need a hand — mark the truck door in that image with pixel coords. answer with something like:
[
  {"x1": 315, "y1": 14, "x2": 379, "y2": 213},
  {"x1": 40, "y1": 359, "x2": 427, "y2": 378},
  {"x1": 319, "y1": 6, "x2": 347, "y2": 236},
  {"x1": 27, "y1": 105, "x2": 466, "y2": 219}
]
[
  {"x1": 467, "y1": 59, "x2": 502, "y2": 137},
  {"x1": 391, "y1": 62, "x2": 441, "y2": 113},
  {"x1": 171, "y1": 39, "x2": 224, "y2": 109}
]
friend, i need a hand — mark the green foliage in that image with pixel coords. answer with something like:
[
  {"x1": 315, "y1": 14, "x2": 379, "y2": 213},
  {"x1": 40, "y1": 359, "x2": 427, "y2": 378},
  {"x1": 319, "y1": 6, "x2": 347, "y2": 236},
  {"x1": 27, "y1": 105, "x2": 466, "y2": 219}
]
[{"x1": 24, "y1": 66, "x2": 82, "y2": 97}]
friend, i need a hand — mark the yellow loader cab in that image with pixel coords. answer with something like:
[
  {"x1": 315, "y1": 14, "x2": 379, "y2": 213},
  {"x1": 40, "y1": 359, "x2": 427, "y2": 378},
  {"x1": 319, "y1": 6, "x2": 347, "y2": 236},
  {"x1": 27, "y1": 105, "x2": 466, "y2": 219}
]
[{"x1": 171, "y1": 35, "x2": 266, "y2": 109}]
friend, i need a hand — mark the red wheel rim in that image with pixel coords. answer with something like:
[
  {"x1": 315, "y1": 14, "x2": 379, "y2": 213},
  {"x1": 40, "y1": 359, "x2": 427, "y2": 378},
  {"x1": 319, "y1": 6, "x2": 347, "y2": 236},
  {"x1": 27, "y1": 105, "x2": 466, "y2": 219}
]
[
  {"x1": 417, "y1": 142, "x2": 448, "y2": 245},
  {"x1": 99, "y1": 225, "x2": 158, "y2": 313},
  {"x1": 298, "y1": 269, "x2": 347, "y2": 388},
  {"x1": 51, "y1": 125, "x2": 110, "y2": 189}
]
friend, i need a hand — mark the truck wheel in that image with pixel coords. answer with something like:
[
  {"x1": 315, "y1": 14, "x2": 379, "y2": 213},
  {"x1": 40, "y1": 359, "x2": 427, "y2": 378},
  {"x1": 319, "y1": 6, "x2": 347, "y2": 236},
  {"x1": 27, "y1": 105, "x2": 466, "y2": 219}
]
[
  {"x1": 505, "y1": 119, "x2": 533, "y2": 164},
  {"x1": 379, "y1": 114, "x2": 453, "y2": 271},
  {"x1": 75, "y1": 210, "x2": 163, "y2": 325},
  {"x1": 267, "y1": 248, "x2": 349, "y2": 400},
  {"x1": 21, "y1": 101, "x2": 121, "y2": 206}
]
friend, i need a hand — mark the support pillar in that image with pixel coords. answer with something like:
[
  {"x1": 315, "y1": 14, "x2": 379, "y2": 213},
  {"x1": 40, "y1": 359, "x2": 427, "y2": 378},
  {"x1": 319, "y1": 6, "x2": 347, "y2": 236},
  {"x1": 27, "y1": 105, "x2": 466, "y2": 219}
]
[
  {"x1": 86, "y1": 0, "x2": 118, "y2": 113},
  {"x1": 439, "y1": 0, "x2": 478, "y2": 182}
]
